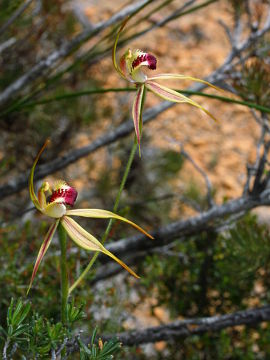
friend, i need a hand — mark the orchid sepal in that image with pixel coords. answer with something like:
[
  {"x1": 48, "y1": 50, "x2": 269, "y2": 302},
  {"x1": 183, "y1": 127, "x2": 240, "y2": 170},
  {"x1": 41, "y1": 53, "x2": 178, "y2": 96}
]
[
  {"x1": 132, "y1": 84, "x2": 145, "y2": 154},
  {"x1": 145, "y1": 81, "x2": 218, "y2": 123},
  {"x1": 146, "y1": 73, "x2": 223, "y2": 93},
  {"x1": 112, "y1": 18, "x2": 129, "y2": 79},
  {"x1": 38, "y1": 181, "x2": 50, "y2": 209},
  {"x1": 29, "y1": 139, "x2": 50, "y2": 211},
  {"x1": 61, "y1": 216, "x2": 140, "y2": 278},
  {"x1": 27, "y1": 219, "x2": 59, "y2": 294},
  {"x1": 65, "y1": 208, "x2": 153, "y2": 239}
]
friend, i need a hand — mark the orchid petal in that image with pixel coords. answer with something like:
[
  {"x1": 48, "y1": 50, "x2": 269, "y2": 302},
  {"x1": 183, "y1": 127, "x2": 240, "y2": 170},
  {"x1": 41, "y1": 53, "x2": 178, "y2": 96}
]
[
  {"x1": 27, "y1": 219, "x2": 59, "y2": 294},
  {"x1": 42, "y1": 202, "x2": 66, "y2": 218},
  {"x1": 147, "y1": 73, "x2": 222, "y2": 92},
  {"x1": 61, "y1": 216, "x2": 140, "y2": 278},
  {"x1": 145, "y1": 81, "x2": 218, "y2": 122},
  {"x1": 132, "y1": 84, "x2": 145, "y2": 150},
  {"x1": 112, "y1": 18, "x2": 129, "y2": 79},
  {"x1": 65, "y1": 208, "x2": 153, "y2": 239},
  {"x1": 119, "y1": 53, "x2": 133, "y2": 81},
  {"x1": 29, "y1": 139, "x2": 50, "y2": 211},
  {"x1": 38, "y1": 182, "x2": 50, "y2": 209}
]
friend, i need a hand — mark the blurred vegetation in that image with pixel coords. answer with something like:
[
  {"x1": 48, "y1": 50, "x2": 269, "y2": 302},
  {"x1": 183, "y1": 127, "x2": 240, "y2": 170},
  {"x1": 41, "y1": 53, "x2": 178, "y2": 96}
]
[
  {"x1": 1, "y1": 0, "x2": 270, "y2": 358},
  {"x1": 0, "y1": 298, "x2": 122, "y2": 358}
]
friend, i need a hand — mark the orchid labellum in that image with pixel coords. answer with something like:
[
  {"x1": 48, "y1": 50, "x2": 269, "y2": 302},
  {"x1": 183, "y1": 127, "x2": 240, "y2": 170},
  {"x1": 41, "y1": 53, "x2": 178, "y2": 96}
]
[
  {"x1": 113, "y1": 20, "x2": 220, "y2": 151},
  {"x1": 27, "y1": 140, "x2": 153, "y2": 293}
]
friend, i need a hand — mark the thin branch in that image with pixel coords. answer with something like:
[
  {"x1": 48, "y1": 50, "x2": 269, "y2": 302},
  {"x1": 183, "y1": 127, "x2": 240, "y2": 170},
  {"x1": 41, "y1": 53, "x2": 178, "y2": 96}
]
[
  {"x1": 208, "y1": 6, "x2": 270, "y2": 83},
  {"x1": 0, "y1": 0, "x2": 152, "y2": 107},
  {"x1": 0, "y1": 100, "x2": 173, "y2": 199},
  {"x1": 244, "y1": 111, "x2": 270, "y2": 195},
  {"x1": 89, "y1": 207, "x2": 249, "y2": 285},
  {"x1": 218, "y1": 19, "x2": 234, "y2": 47},
  {"x1": 0, "y1": 37, "x2": 16, "y2": 54},
  {"x1": 1, "y1": 4, "x2": 270, "y2": 201},
  {"x1": 231, "y1": 0, "x2": 243, "y2": 51},
  {"x1": 0, "y1": 0, "x2": 214, "y2": 115},
  {"x1": 179, "y1": 143, "x2": 214, "y2": 208},
  {"x1": 51, "y1": 349, "x2": 56, "y2": 360},
  {"x1": 0, "y1": 51, "x2": 242, "y2": 201},
  {"x1": 250, "y1": 141, "x2": 270, "y2": 195},
  {"x1": 101, "y1": 305, "x2": 270, "y2": 346},
  {"x1": 71, "y1": 3, "x2": 93, "y2": 29},
  {"x1": 101, "y1": 190, "x2": 270, "y2": 260},
  {"x1": 244, "y1": 131, "x2": 266, "y2": 195},
  {"x1": 2, "y1": 338, "x2": 10, "y2": 360},
  {"x1": 78, "y1": 0, "x2": 218, "y2": 82},
  {"x1": 25, "y1": 193, "x2": 247, "y2": 283},
  {"x1": 0, "y1": 0, "x2": 34, "y2": 36},
  {"x1": 56, "y1": 337, "x2": 68, "y2": 357}
]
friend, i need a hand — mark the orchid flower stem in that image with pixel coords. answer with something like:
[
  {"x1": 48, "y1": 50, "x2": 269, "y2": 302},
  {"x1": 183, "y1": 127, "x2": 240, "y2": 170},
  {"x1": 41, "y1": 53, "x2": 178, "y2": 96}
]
[
  {"x1": 58, "y1": 223, "x2": 69, "y2": 323},
  {"x1": 69, "y1": 140, "x2": 138, "y2": 294}
]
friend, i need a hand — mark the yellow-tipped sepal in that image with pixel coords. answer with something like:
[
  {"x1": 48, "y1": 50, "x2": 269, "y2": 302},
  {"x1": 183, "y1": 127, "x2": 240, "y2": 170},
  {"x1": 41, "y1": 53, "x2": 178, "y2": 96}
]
[
  {"x1": 61, "y1": 216, "x2": 140, "y2": 278},
  {"x1": 65, "y1": 208, "x2": 153, "y2": 239}
]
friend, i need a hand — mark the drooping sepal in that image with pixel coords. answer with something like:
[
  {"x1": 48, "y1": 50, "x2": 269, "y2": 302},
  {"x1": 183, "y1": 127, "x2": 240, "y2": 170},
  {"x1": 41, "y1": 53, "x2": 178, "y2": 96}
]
[
  {"x1": 132, "y1": 84, "x2": 145, "y2": 152},
  {"x1": 27, "y1": 219, "x2": 59, "y2": 294},
  {"x1": 147, "y1": 73, "x2": 222, "y2": 93},
  {"x1": 61, "y1": 216, "x2": 140, "y2": 278},
  {"x1": 145, "y1": 81, "x2": 218, "y2": 122}
]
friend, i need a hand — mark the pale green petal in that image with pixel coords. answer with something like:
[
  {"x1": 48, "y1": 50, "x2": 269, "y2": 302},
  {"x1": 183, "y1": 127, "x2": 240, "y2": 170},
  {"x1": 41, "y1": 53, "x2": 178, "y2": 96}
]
[
  {"x1": 65, "y1": 208, "x2": 153, "y2": 239},
  {"x1": 27, "y1": 219, "x2": 59, "y2": 294},
  {"x1": 132, "y1": 84, "x2": 145, "y2": 149},
  {"x1": 145, "y1": 81, "x2": 218, "y2": 122},
  {"x1": 147, "y1": 73, "x2": 222, "y2": 92},
  {"x1": 38, "y1": 181, "x2": 50, "y2": 209}
]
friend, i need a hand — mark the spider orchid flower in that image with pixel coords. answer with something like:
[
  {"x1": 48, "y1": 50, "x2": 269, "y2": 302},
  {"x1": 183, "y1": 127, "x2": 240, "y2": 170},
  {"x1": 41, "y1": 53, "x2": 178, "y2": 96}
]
[
  {"x1": 113, "y1": 20, "x2": 220, "y2": 150},
  {"x1": 27, "y1": 140, "x2": 153, "y2": 293}
]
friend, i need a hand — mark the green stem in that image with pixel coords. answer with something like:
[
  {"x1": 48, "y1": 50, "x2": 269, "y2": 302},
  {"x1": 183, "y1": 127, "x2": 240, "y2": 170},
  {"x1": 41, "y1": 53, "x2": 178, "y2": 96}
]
[
  {"x1": 6, "y1": 87, "x2": 270, "y2": 115},
  {"x1": 69, "y1": 140, "x2": 138, "y2": 294},
  {"x1": 58, "y1": 223, "x2": 69, "y2": 323}
]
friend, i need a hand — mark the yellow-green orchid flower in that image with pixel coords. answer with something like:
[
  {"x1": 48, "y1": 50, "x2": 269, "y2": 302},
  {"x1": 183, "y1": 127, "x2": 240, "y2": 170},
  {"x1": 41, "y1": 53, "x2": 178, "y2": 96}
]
[
  {"x1": 27, "y1": 140, "x2": 153, "y2": 293},
  {"x1": 113, "y1": 20, "x2": 220, "y2": 149}
]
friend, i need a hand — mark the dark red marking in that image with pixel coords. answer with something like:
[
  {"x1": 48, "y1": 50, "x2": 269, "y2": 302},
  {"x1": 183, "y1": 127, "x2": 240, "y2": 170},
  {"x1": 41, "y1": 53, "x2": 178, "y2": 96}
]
[
  {"x1": 50, "y1": 186, "x2": 78, "y2": 206},
  {"x1": 132, "y1": 53, "x2": 157, "y2": 70}
]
